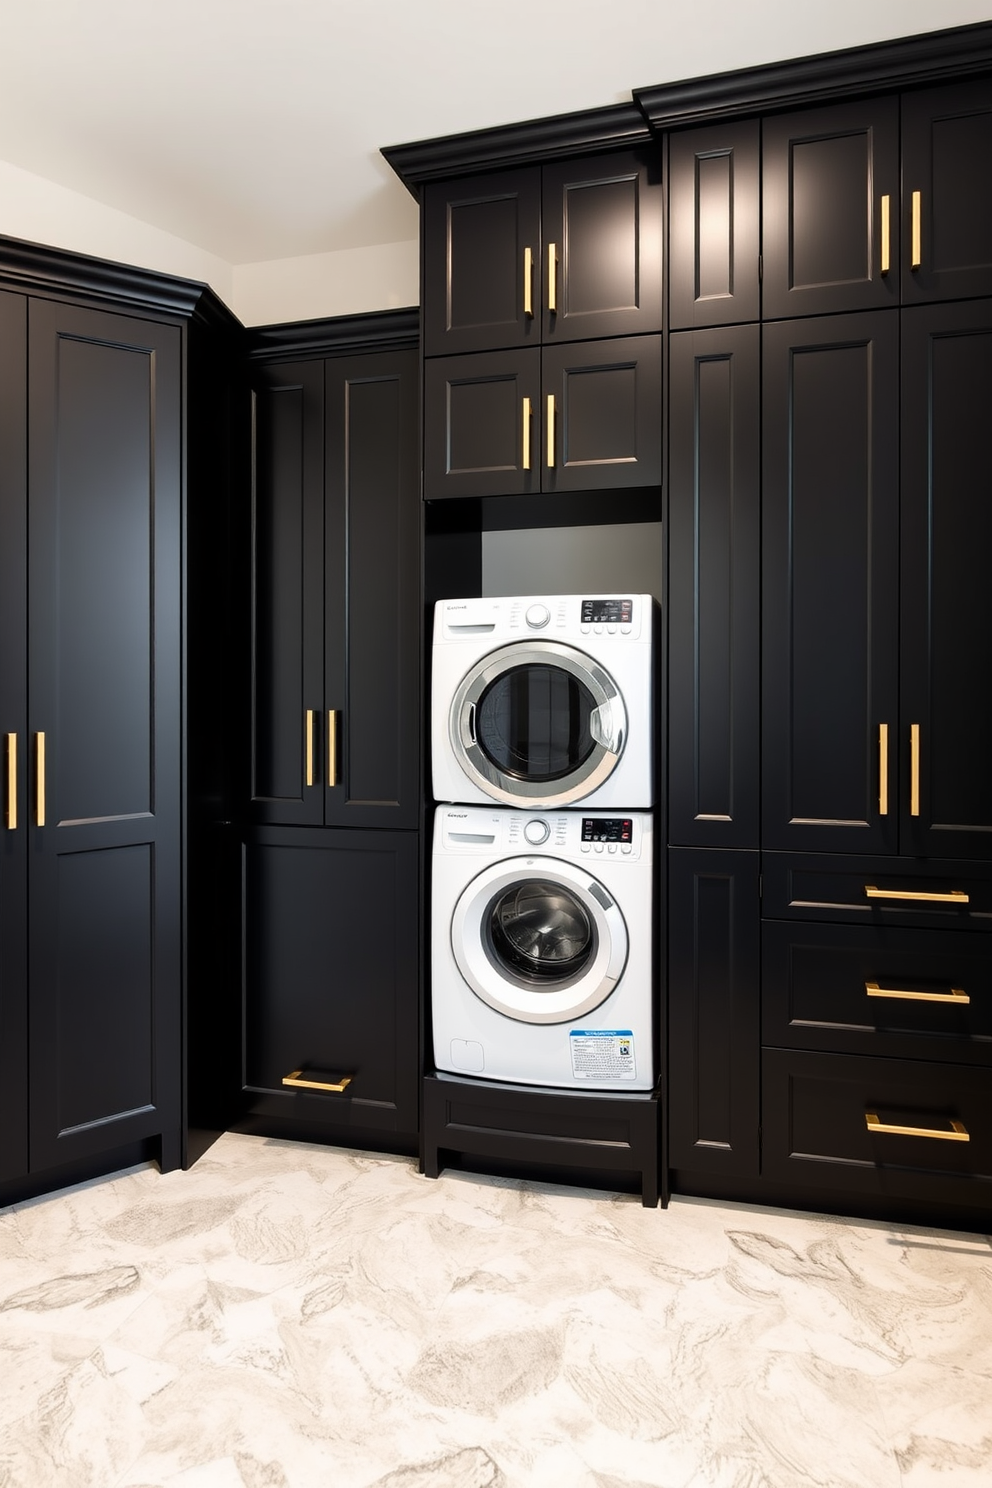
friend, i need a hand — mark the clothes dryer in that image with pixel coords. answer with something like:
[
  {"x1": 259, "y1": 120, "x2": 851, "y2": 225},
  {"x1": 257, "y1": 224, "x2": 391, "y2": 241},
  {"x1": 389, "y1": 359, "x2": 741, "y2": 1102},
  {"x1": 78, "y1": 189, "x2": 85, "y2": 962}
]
[
  {"x1": 431, "y1": 593, "x2": 655, "y2": 810},
  {"x1": 432, "y1": 804, "x2": 654, "y2": 1091}
]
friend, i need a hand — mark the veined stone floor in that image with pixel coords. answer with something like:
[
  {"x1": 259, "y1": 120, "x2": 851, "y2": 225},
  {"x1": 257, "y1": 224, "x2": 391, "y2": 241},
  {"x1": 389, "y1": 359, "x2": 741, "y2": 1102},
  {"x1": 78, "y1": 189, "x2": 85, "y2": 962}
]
[{"x1": 0, "y1": 1131, "x2": 990, "y2": 1487}]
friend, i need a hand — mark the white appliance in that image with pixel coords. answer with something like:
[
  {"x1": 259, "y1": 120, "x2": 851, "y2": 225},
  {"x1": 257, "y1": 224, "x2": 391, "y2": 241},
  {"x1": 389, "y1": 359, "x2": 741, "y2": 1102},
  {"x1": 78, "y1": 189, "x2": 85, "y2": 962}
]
[
  {"x1": 431, "y1": 593, "x2": 655, "y2": 810},
  {"x1": 432, "y1": 804, "x2": 654, "y2": 1091}
]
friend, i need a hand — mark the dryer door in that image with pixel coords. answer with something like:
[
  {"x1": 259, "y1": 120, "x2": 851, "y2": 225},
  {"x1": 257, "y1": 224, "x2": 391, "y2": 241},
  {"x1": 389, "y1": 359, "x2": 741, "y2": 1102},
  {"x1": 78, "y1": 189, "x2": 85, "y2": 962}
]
[
  {"x1": 450, "y1": 641, "x2": 627, "y2": 806},
  {"x1": 451, "y1": 856, "x2": 629, "y2": 1024}
]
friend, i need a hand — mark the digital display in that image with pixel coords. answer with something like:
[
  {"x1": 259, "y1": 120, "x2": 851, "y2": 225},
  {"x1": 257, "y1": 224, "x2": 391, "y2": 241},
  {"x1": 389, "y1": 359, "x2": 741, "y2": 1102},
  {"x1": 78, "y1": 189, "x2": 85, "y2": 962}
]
[
  {"x1": 582, "y1": 818, "x2": 633, "y2": 843},
  {"x1": 581, "y1": 598, "x2": 633, "y2": 624}
]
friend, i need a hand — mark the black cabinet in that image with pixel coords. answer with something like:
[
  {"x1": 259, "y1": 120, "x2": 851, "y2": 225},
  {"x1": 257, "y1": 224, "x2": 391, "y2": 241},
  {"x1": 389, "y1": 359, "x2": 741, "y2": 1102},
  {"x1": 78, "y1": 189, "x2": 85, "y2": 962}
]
[
  {"x1": 423, "y1": 152, "x2": 662, "y2": 357},
  {"x1": 1, "y1": 294, "x2": 182, "y2": 1184},
  {"x1": 668, "y1": 120, "x2": 760, "y2": 330},
  {"x1": 423, "y1": 336, "x2": 662, "y2": 500},
  {"x1": 249, "y1": 349, "x2": 420, "y2": 829},
  {"x1": 901, "y1": 79, "x2": 992, "y2": 304},
  {"x1": 241, "y1": 827, "x2": 419, "y2": 1141},
  {"x1": 667, "y1": 848, "x2": 760, "y2": 1182},
  {"x1": 762, "y1": 98, "x2": 900, "y2": 320},
  {"x1": 668, "y1": 324, "x2": 760, "y2": 848}
]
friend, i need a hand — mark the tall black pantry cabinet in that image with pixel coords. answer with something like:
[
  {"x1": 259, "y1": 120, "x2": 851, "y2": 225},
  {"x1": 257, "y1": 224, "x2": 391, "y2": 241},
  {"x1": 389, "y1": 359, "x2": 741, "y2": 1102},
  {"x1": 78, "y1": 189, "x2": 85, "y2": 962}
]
[
  {"x1": 238, "y1": 314, "x2": 420, "y2": 1150},
  {"x1": 0, "y1": 243, "x2": 235, "y2": 1198}
]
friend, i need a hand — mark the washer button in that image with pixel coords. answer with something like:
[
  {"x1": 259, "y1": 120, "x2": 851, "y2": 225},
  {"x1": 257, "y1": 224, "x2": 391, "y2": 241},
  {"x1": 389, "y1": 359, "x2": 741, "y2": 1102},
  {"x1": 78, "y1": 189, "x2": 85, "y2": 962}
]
[
  {"x1": 525, "y1": 603, "x2": 550, "y2": 629},
  {"x1": 523, "y1": 818, "x2": 551, "y2": 845}
]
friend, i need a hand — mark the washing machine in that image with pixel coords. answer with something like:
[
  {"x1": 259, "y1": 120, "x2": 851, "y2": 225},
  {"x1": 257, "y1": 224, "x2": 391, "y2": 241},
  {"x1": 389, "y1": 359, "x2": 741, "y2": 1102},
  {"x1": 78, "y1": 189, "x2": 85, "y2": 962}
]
[
  {"x1": 431, "y1": 593, "x2": 655, "y2": 810},
  {"x1": 431, "y1": 804, "x2": 654, "y2": 1091}
]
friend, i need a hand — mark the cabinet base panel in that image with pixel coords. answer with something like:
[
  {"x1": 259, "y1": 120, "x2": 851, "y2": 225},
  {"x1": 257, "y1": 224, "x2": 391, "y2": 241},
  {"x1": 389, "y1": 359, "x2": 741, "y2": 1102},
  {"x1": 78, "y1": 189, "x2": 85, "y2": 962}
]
[
  {"x1": 0, "y1": 1138, "x2": 163, "y2": 1211},
  {"x1": 423, "y1": 1073, "x2": 662, "y2": 1208},
  {"x1": 670, "y1": 1169, "x2": 992, "y2": 1236},
  {"x1": 227, "y1": 1113, "x2": 418, "y2": 1161}
]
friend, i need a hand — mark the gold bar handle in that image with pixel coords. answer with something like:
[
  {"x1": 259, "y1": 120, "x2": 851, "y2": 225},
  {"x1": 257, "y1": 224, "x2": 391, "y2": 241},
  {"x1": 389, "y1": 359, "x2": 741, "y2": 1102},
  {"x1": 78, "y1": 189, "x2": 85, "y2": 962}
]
[
  {"x1": 522, "y1": 396, "x2": 532, "y2": 470},
  {"x1": 910, "y1": 722, "x2": 920, "y2": 816},
  {"x1": 878, "y1": 723, "x2": 889, "y2": 816},
  {"x1": 547, "y1": 242, "x2": 557, "y2": 314},
  {"x1": 546, "y1": 394, "x2": 556, "y2": 469},
  {"x1": 327, "y1": 709, "x2": 339, "y2": 788},
  {"x1": 865, "y1": 885, "x2": 969, "y2": 904},
  {"x1": 880, "y1": 194, "x2": 890, "y2": 275},
  {"x1": 911, "y1": 190, "x2": 922, "y2": 269},
  {"x1": 866, "y1": 981, "x2": 970, "y2": 1005},
  {"x1": 523, "y1": 246, "x2": 533, "y2": 318},
  {"x1": 5, "y1": 733, "x2": 15, "y2": 831},
  {"x1": 866, "y1": 1112, "x2": 969, "y2": 1142},
  {"x1": 283, "y1": 1069, "x2": 353, "y2": 1094},
  {"x1": 305, "y1": 709, "x2": 315, "y2": 787},
  {"x1": 35, "y1": 731, "x2": 45, "y2": 827}
]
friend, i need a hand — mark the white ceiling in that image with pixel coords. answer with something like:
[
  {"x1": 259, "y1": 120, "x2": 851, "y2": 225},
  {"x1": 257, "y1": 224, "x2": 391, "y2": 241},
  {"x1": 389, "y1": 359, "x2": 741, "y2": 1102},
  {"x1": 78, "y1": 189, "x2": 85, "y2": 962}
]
[{"x1": 1, "y1": 0, "x2": 988, "y2": 267}]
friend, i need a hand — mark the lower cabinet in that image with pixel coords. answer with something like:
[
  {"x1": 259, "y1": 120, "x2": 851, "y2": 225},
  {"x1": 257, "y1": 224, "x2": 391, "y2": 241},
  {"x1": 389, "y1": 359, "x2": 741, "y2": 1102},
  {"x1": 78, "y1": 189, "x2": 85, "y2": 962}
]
[{"x1": 239, "y1": 827, "x2": 419, "y2": 1144}]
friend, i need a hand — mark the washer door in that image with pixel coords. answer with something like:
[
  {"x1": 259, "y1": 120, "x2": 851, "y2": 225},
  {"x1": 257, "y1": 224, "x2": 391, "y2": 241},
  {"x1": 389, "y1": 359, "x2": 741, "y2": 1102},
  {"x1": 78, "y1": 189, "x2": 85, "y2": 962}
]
[
  {"x1": 451, "y1": 856, "x2": 629, "y2": 1024},
  {"x1": 449, "y1": 641, "x2": 627, "y2": 806}
]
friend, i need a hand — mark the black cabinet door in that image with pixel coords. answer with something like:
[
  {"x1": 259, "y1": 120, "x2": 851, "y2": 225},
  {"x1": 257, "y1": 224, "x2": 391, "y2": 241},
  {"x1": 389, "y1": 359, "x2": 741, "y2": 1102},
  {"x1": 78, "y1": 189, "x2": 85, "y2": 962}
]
[
  {"x1": 423, "y1": 167, "x2": 542, "y2": 357},
  {"x1": 762, "y1": 312, "x2": 899, "y2": 855},
  {"x1": 26, "y1": 301, "x2": 182, "y2": 1171},
  {"x1": 668, "y1": 120, "x2": 760, "y2": 329},
  {"x1": 541, "y1": 150, "x2": 663, "y2": 342},
  {"x1": 667, "y1": 847, "x2": 760, "y2": 1181},
  {"x1": 763, "y1": 98, "x2": 899, "y2": 319},
  {"x1": 324, "y1": 350, "x2": 420, "y2": 829},
  {"x1": 542, "y1": 335, "x2": 662, "y2": 493},
  {"x1": 423, "y1": 349, "x2": 540, "y2": 499},
  {"x1": 0, "y1": 291, "x2": 27, "y2": 1183},
  {"x1": 901, "y1": 301, "x2": 992, "y2": 860},
  {"x1": 242, "y1": 826, "x2": 419, "y2": 1138},
  {"x1": 902, "y1": 79, "x2": 992, "y2": 305},
  {"x1": 668, "y1": 325, "x2": 760, "y2": 848},
  {"x1": 249, "y1": 360, "x2": 325, "y2": 826}
]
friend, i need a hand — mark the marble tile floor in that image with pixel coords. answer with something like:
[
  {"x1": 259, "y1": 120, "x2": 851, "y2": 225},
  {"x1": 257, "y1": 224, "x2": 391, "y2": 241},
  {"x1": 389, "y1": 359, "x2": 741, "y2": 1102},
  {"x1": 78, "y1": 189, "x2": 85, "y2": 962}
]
[{"x1": 0, "y1": 1133, "x2": 990, "y2": 1488}]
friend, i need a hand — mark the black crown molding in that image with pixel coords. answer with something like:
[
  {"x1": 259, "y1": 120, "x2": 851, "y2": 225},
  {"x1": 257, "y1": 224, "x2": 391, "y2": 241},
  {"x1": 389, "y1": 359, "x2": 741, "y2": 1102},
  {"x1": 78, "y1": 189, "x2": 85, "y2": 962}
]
[
  {"x1": 633, "y1": 21, "x2": 992, "y2": 131},
  {"x1": 245, "y1": 306, "x2": 420, "y2": 362},
  {"x1": 381, "y1": 103, "x2": 650, "y2": 196},
  {"x1": 0, "y1": 233, "x2": 217, "y2": 319}
]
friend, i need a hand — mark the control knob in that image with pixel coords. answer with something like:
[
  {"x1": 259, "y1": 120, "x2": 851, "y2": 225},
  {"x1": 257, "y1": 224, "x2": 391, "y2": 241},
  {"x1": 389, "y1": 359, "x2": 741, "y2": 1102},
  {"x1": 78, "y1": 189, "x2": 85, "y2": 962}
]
[
  {"x1": 523, "y1": 818, "x2": 551, "y2": 845},
  {"x1": 525, "y1": 603, "x2": 550, "y2": 629}
]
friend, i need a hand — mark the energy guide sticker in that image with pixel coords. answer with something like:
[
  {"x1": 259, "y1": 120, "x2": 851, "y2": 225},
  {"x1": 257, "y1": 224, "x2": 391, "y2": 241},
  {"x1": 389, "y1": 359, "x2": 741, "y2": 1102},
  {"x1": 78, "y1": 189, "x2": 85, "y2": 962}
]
[{"x1": 569, "y1": 1030, "x2": 636, "y2": 1080}]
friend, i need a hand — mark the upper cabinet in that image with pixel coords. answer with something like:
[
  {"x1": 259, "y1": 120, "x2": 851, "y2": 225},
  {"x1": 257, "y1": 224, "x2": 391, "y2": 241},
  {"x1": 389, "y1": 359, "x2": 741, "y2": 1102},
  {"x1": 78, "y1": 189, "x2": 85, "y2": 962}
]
[
  {"x1": 668, "y1": 120, "x2": 760, "y2": 330},
  {"x1": 901, "y1": 79, "x2": 992, "y2": 304},
  {"x1": 762, "y1": 97, "x2": 900, "y2": 320},
  {"x1": 422, "y1": 151, "x2": 663, "y2": 357}
]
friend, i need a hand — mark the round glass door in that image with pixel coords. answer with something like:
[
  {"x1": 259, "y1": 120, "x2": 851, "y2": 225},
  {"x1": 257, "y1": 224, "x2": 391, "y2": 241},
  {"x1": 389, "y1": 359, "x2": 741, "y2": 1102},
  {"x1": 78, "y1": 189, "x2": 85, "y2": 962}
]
[
  {"x1": 451, "y1": 641, "x2": 626, "y2": 806},
  {"x1": 451, "y1": 857, "x2": 628, "y2": 1024}
]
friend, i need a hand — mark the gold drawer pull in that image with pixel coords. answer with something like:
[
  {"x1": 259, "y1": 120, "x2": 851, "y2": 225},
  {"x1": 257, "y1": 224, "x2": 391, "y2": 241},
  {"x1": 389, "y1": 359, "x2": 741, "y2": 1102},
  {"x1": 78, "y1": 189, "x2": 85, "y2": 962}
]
[
  {"x1": 880, "y1": 194, "x2": 890, "y2": 275},
  {"x1": 522, "y1": 396, "x2": 532, "y2": 470},
  {"x1": 327, "y1": 709, "x2": 339, "y2": 788},
  {"x1": 305, "y1": 709, "x2": 315, "y2": 787},
  {"x1": 865, "y1": 885, "x2": 969, "y2": 904},
  {"x1": 547, "y1": 242, "x2": 558, "y2": 314},
  {"x1": 5, "y1": 733, "x2": 16, "y2": 831},
  {"x1": 35, "y1": 731, "x2": 45, "y2": 827},
  {"x1": 523, "y1": 246, "x2": 534, "y2": 318},
  {"x1": 866, "y1": 981, "x2": 970, "y2": 1005},
  {"x1": 878, "y1": 722, "x2": 889, "y2": 816},
  {"x1": 546, "y1": 393, "x2": 556, "y2": 468},
  {"x1": 911, "y1": 190, "x2": 922, "y2": 269},
  {"x1": 910, "y1": 722, "x2": 920, "y2": 816},
  {"x1": 866, "y1": 1112, "x2": 969, "y2": 1142},
  {"x1": 283, "y1": 1069, "x2": 353, "y2": 1094}
]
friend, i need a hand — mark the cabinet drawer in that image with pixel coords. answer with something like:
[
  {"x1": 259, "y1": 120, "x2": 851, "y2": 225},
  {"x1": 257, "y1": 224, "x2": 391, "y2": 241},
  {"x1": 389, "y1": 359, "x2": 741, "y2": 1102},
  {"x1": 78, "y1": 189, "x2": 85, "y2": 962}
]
[
  {"x1": 762, "y1": 853, "x2": 992, "y2": 930},
  {"x1": 763, "y1": 922, "x2": 992, "y2": 1063},
  {"x1": 762, "y1": 1049, "x2": 992, "y2": 1209}
]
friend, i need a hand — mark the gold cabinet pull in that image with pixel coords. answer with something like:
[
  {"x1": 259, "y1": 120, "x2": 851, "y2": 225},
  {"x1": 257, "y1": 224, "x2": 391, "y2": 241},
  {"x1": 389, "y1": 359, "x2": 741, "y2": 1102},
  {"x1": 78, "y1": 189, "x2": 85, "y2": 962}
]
[
  {"x1": 878, "y1": 722, "x2": 889, "y2": 816},
  {"x1": 546, "y1": 393, "x2": 556, "y2": 468},
  {"x1": 305, "y1": 709, "x2": 315, "y2": 787},
  {"x1": 865, "y1": 884, "x2": 970, "y2": 904},
  {"x1": 282, "y1": 1069, "x2": 353, "y2": 1093},
  {"x1": 911, "y1": 190, "x2": 922, "y2": 269},
  {"x1": 547, "y1": 242, "x2": 558, "y2": 314},
  {"x1": 35, "y1": 731, "x2": 45, "y2": 827},
  {"x1": 880, "y1": 194, "x2": 890, "y2": 275},
  {"x1": 866, "y1": 1112, "x2": 969, "y2": 1142},
  {"x1": 910, "y1": 722, "x2": 920, "y2": 816},
  {"x1": 4, "y1": 733, "x2": 15, "y2": 831},
  {"x1": 866, "y1": 981, "x2": 970, "y2": 1005},
  {"x1": 523, "y1": 246, "x2": 534, "y2": 318},
  {"x1": 522, "y1": 396, "x2": 532, "y2": 470},
  {"x1": 327, "y1": 709, "x2": 339, "y2": 788}
]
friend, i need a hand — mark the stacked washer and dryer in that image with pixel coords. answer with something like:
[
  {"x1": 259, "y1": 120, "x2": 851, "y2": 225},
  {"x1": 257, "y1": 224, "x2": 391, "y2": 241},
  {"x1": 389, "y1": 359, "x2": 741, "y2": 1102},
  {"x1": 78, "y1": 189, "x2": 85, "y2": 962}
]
[{"x1": 431, "y1": 594, "x2": 657, "y2": 1094}]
